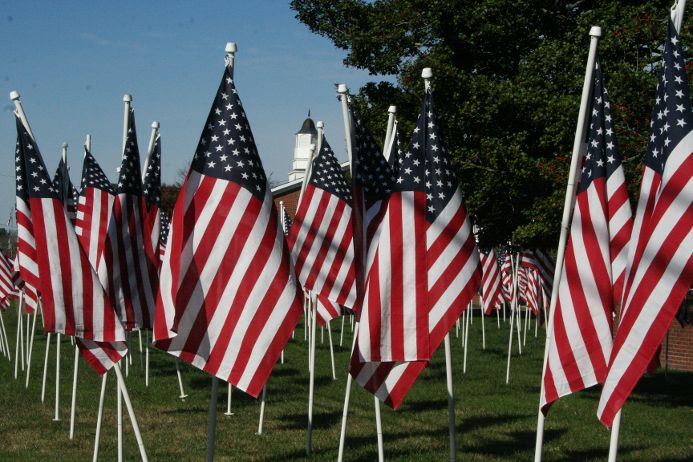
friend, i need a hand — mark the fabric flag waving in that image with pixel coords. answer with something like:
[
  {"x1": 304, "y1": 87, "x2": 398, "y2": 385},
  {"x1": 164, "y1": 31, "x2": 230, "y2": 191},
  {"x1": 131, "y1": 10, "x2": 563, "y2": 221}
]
[
  {"x1": 143, "y1": 132, "x2": 162, "y2": 265},
  {"x1": 598, "y1": 20, "x2": 693, "y2": 427},
  {"x1": 154, "y1": 57, "x2": 303, "y2": 398},
  {"x1": 52, "y1": 157, "x2": 79, "y2": 222},
  {"x1": 501, "y1": 251, "x2": 514, "y2": 303},
  {"x1": 480, "y1": 248, "x2": 504, "y2": 315},
  {"x1": 75, "y1": 148, "x2": 116, "y2": 270},
  {"x1": 350, "y1": 77, "x2": 481, "y2": 408},
  {"x1": 14, "y1": 115, "x2": 125, "y2": 343},
  {"x1": 288, "y1": 136, "x2": 356, "y2": 309},
  {"x1": 158, "y1": 211, "x2": 170, "y2": 264},
  {"x1": 98, "y1": 106, "x2": 158, "y2": 331}
]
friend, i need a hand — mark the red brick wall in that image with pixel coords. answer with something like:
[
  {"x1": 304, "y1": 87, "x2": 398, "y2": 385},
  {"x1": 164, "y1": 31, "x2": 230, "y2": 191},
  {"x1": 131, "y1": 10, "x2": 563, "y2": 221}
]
[{"x1": 660, "y1": 320, "x2": 693, "y2": 372}]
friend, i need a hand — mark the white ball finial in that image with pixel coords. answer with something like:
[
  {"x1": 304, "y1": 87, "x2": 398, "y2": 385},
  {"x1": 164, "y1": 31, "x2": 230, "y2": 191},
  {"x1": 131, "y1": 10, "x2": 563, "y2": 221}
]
[
  {"x1": 123, "y1": 94, "x2": 132, "y2": 102},
  {"x1": 336, "y1": 84, "x2": 348, "y2": 94},
  {"x1": 589, "y1": 26, "x2": 602, "y2": 37},
  {"x1": 388, "y1": 105, "x2": 397, "y2": 114},
  {"x1": 225, "y1": 42, "x2": 237, "y2": 54},
  {"x1": 316, "y1": 120, "x2": 324, "y2": 129},
  {"x1": 62, "y1": 142, "x2": 68, "y2": 149},
  {"x1": 421, "y1": 68, "x2": 433, "y2": 79},
  {"x1": 9, "y1": 90, "x2": 20, "y2": 101},
  {"x1": 152, "y1": 121, "x2": 160, "y2": 129}
]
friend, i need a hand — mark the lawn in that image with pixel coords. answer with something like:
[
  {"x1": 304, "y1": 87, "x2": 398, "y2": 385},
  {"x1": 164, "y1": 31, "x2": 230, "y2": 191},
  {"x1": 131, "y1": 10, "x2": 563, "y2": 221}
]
[{"x1": 0, "y1": 306, "x2": 691, "y2": 461}]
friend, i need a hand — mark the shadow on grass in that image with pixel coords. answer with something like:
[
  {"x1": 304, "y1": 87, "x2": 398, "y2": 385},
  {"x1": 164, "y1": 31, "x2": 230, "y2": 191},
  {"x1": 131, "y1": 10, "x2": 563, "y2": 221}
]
[{"x1": 276, "y1": 410, "x2": 343, "y2": 430}]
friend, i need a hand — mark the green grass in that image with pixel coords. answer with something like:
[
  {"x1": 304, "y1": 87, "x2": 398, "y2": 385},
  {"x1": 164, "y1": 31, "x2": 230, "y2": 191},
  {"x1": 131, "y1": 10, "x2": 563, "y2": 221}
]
[{"x1": 0, "y1": 306, "x2": 691, "y2": 461}]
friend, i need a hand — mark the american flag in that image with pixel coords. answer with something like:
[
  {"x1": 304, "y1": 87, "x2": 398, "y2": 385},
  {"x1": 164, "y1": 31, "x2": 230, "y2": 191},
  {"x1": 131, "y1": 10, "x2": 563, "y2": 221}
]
[
  {"x1": 350, "y1": 80, "x2": 481, "y2": 408},
  {"x1": 281, "y1": 206, "x2": 292, "y2": 235},
  {"x1": 517, "y1": 265, "x2": 528, "y2": 303},
  {"x1": 153, "y1": 59, "x2": 303, "y2": 398},
  {"x1": 525, "y1": 268, "x2": 540, "y2": 315},
  {"x1": 357, "y1": 109, "x2": 430, "y2": 363},
  {"x1": 75, "y1": 148, "x2": 115, "y2": 270},
  {"x1": 0, "y1": 252, "x2": 18, "y2": 305},
  {"x1": 541, "y1": 57, "x2": 631, "y2": 413},
  {"x1": 288, "y1": 136, "x2": 356, "y2": 309},
  {"x1": 143, "y1": 132, "x2": 162, "y2": 265},
  {"x1": 598, "y1": 19, "x2": 693, "y2": 427},
  {"x1": 520, "y1": 249, "x2": 555, "y2": 294},
  {"x1": 52, "y1": 157, "x2": 79, "y2": 222},
  {"x1": 158, "y1": 211, "x2": 170, "y2": 264},
  {"x1": 98, "y1": 106, "x2": 158, "y2": 331},
  {"x1": 9, "y1": 256, "x2": 39, "y2": 313},
  {"x1": 480, "y1": 248, "x2": 504, "y2": 315},
  {"x1": 14, "y1": 115, "x2": 126, "y2": 343},
  {"x1": 501, "y1": 251, "x2": 514, "y2": 303},
  {"x1": 315, "y1": 294, "x2": 341, "y2": 327}
]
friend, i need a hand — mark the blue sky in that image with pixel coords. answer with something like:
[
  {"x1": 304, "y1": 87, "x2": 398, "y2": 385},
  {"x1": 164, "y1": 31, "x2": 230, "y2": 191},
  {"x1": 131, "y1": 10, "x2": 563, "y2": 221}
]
[{"x1": 0, "y1": 0, "x2": 392, "y2": 225}]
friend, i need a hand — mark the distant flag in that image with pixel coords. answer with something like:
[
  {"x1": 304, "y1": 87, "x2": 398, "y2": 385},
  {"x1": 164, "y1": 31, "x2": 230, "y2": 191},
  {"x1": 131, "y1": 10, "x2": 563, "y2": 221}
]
[
  {"x1": 98, "y1": 106, "x2": 158, "y2": 331},
  {"x1": 52, "y1": 157, "x2": 79, "y2": 222},
  {"x1": 598, "y1": 20, "x2": 693, "y2": 427},
  {"x1": 525, "y1": 268, "x2": 540, "y2": 315},
  {"x1": 154, "y1": 56, "x2": 303, "y2": 397},
  {"x1": 501, "y1": 251, "x2": 514, "y2": 303},
  {"x1": 350, "y1": 78, "x2": 481, "y2": 408},
  {"x1": 14, "y1": 115, "x2": 126, "y2": 343},
  {"x1": 0, "y1": 253, "x2": 18, "y2": 306},
  {"x1": 143, "y1": 131, "x2": 162, "y2": 265},
  {"x1": 517, "y1": 265, "x2": 528, "y2": 303},
  {"x1": 281, "y1": 207, "x2": 292, "y2": 235},
  {"x1": 9, "y1": 255, "x2": 38, "y2": 314},
  {"x1": 158, "y1": 211, "x2": 170, "y2": 264},
  {"x1": 520, "y1": 249, "x2": 556, "y2": 295},
  {"x1": 75, "y1": 148, "x2": 116, "y2": 270},
  {"x1": 480, "y1": 248, "x2": 504, "y2": 315},
  {"x1": 288, "y1": 136, "x2": 356, "y2": 309}
]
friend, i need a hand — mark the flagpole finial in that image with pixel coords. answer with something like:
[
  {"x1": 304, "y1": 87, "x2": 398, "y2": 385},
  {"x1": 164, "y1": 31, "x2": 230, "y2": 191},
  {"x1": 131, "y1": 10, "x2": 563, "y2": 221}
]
[
  {"x1": 151, "y1": 121, "x2": 160, "y2": 129},
  {"x1": 421, "y1": 67, "x2": 433, "y2": 79},
  {"x1": 388, "y1": 105, "x2": 397, "y2": 114},
  {"x1": 316, "y1": 120, "x2": 324, "y2": 129},
  {"x1": 123, "y1": 94, "x2": 132, "y2": 103},
  {"x1": 9, "y1": 90, "x2": 20, "y2": 101},
  {"x1": 336, "y1": 84, "x2": 348, "y2": 95},
  {"x1": 589, "y1": 26, "x2": 602, "y2": 37},
  {"x1": 62, "y1": 142, "x2": 68, "y2": 149},
  {"x1": 225, "y1": 42, "x2": 237, "y2": 54}
]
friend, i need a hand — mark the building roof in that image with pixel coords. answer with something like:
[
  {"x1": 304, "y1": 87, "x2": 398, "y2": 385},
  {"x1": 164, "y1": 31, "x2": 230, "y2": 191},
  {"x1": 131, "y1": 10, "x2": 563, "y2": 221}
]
[{"x1": 296, "y1": 117, "x2": 317, "y2": 136}]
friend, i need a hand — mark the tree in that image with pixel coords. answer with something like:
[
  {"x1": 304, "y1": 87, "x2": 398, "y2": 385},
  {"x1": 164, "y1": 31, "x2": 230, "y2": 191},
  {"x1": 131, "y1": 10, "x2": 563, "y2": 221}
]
[{"x1": 291, "y1": 0, "x2": 691, "y2": 248}]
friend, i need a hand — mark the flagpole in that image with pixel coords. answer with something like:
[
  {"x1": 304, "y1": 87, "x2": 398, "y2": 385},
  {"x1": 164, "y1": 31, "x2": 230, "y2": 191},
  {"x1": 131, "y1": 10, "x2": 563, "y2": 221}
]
[
  {"x1": 383, "y1": 105, "x2": 396, "y2": 160},
  {"x1": 337, "y1": 322, "x2": 359, "y2": 462},
  {"x1": 463, "y1": 302, "x2": 470, "y2": 373},
  {"x1": 175, "y1": 358, "x2": 188, "y2": 399},
  {"x1": 224, "y1": 383, "x2": 234, "y2": 416},
  {"x1": 481, "y1": 302, "x2": 486, "y2": 350},
  {"x1": 14, "y1": 296, "x2": 23, "y2": 379},
  {"x1": 306, "y1": 293, "x2": 318, "y2": 454},
  {"x1": 113, "y1": 364, "x2": 148, "y2": 462},
  {"x1": 41, "y1": 332, "x2": 51, "y2": 402},
  {"x1": 257, "y1": 385, "x2": 268, "y2": 435},
  {"x1": 207, "y1": 376, "x2": 219, "y2": 462},
  {"x1": 93, "y1": 372, "x2": 108, "y2": 462},
  {"x1": 327, "y1": 319, "x2": 336, "y2": 380},
  {"x1": 142, "y1": 121, "x2": 160, "y2": 182},
  {"x1": 513, "y1": 254, "x2": 522, "y2": 355},
  {"x1": 69, "y1": 343, "x2": 79, "y2": 438},
  {"x1": 53, "y1": 333, "x2": 61, "y2": 421},
  {"x1": 534, "y1": 26, "x2": 601, "y2": 462}
]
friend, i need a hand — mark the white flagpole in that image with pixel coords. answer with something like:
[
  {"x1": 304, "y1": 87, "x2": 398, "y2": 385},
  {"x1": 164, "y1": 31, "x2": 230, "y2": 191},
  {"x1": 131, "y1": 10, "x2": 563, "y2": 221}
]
[
  {"x1": 25, "y1": 311, "x2": 30, "y2": 366},
  {"x1": 69, "y1": 343, "x2": 79, "y2": 438},
  {"x1": 339, "y1": 315, "x2": 345, "y2": 347},
  {"x1": 374, "y1": 397, "x2": 385, "y2": 462},
  {"x1": 444, "y1": 334, "x2": 457, "y2": 462},
  {"x1": 327, "y1": 319, "x2": 336, "y2": 380},
  {"x1": 143, "y1": 121, "x2": 158, "y2": 383},
  {"x1": 481, "y1": 302, "x2": 486, "y2": 350},
  {"x1": 496, "y1": 306, "x2": 500, "y2": 328},
  {"x1": 337, "y1": 321, "x2": 359, "y2": 462},
  {"x1": 14, "y1": 296, "x2": 23, "y2": 378},
  {"x1": 608, "y1": 410, "x2": 622, "y2": 462},
  {"x1": 41, "y1": 332, "x2": 51, "y2": 402},
  {"x1": 206, "y1": 376, "x2": 219, "y2": 462},
  {"x1": 53, "y1": 333, "x2": 61, "y2": 421},
  {"x1": 534, "y1": 26, "x2": 601, "y2": 462},
  {"x1": 0, "y1": 310, "x2": 10, "y2": 361},
  {"x1": 463, "y1": 303, "x2": 470, "y2": 374},
  {"x1": 505, "y1": 296, "x2": 515, "y2": 384},
  {"x1": 175, "y1": 358, "x2": 188, "y2": 400},
  {"x1": 513, "y1": 254, "x2": 522, "y2": 355},
  {"x1": 145, "y1": 330, "x2": 150, "y2": 386},
  {"x1": 257, "y1": 385, "x2": 268, "y2": 435},
  {"x1": 93, "y1": 372, "x2": 108, "y2": 462},
  {"x1": 383, "y1": 105, "x2": 397, "y2": 161},
  {"x1": 118, "y1": 368, "x2": 123, "y2": 462},
  {"x1": 224, "y1": 383, "x2": 234, "y2": 416},
  {"x1": 306, "y1": 293, "x2": 318, "y2": 454},
  {"x1": 113, "y1": 364, "x2": 148, "y2": 462}
]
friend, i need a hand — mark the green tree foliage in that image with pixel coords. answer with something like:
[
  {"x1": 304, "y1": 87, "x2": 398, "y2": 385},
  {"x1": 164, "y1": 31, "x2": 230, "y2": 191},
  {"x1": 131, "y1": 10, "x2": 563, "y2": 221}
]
[{"x1": 291, "y1": 0, "x2": 691, "y2": 248}]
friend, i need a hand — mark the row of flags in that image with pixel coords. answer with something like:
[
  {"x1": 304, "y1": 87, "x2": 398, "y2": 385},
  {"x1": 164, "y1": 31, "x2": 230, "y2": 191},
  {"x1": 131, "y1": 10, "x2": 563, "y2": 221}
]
[
  {"x1": 7, "y1": 13, "x2": 690, "y2": 434},
  {"x1": 538, "y1": 18, "x2": 692, "y2": 429}
]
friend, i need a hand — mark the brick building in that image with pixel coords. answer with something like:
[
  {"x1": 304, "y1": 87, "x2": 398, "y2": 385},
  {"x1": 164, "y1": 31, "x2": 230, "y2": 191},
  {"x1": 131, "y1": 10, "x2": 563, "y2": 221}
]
[{"x1": 659, "y1": 291, "x2": 692, "y2": 372}]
